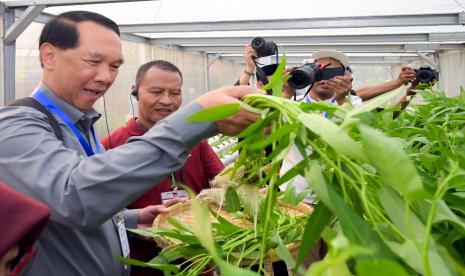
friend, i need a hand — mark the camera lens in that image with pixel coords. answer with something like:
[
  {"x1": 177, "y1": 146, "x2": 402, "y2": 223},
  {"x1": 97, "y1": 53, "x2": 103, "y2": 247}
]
[
  {"x1": 251, "y1": 37, "x2": 276, "y2": 58},
  {"x1": 289, "y1": 65, "x2": 318, "y2": 89},
  {"x1": 251, "y1": 37, "x2": 265, "y2": 50},
  {"x1": 416, "y1": 69, "x2": 434, "y2": 83},
  {"x1": 289, "y1": 71, "x2": 310, "y2": 89}
]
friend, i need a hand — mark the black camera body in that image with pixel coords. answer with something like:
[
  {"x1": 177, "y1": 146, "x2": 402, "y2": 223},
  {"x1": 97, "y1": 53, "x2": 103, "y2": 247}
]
[
  {"x1": 251, "y1": 37, "x2": 277, "y2": 58},
  {"x1": 288, "y1": 62, "x2": 346, "y2": 89},
  {"x1": 414, "y1": 66, "x2": 439, "y2": 83}
]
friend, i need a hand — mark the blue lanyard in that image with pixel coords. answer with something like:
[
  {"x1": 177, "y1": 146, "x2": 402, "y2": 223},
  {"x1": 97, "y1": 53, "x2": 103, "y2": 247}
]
[
  {"x1": 304, "y1": 96, "x2": 336, "y2": 118},
  {"x1": 32, "y1": 90, "x2": 102, "y2": 156}
]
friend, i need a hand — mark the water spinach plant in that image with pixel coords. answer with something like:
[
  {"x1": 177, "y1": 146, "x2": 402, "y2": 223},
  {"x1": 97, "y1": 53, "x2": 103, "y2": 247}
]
[{"x1": 120, "y1": 56, "x2": 465, "y2": 275}]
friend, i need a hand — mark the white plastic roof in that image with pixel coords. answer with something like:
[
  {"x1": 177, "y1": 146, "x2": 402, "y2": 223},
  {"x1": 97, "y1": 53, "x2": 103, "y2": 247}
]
[
  {"x1": 3, "y1": 0, "x2": 465, "y2": 65},
  {"x1": 39, "y1": 0, "x2": 465, "y2": 24}
]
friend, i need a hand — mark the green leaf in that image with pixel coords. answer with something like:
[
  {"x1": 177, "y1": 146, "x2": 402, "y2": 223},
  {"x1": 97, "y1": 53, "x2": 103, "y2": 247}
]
[
  {"x1": 261, "y1": 54, "x2": 289, "y2": 97},
  {"x1": 209, "y1": 208, "x2": 241, "y2": 234},
  {"x1": 305, "y1": 160, "x2": 394, "y2": 259},
  {"x1": 346, "y1": 90, "x2": 401, "y2": 119},
  {"x1": 150, "y1": 244, "x2": 206, "y2": 263},
  {"x1": 281, "y1": 181, "x2": 311, "y2": 206},
  {"x1": 276, "y1": 158, "x2": 308, "y2": 188},
  {"x1": 355, "y1": 259, "x2": 409, "y2": 276},
  {"x1": 215, "y1": 258, "x2": 259, "y2": 276},
  {"x1": 115, "y1": 255, "x2": 180, "y2": 273},
  {"x1": 187, "y1": 103, "x2": 240, "y2": 122},
  {"x1": 377, "y1": 186, "x2": 426, "y2": 242},
  {"x1": 259, "y1": 166, "x2": 280, "y2": 269},
  {"x1": 384, "y1": 240, "x2": 424, "y2": 274},
  {"x1": 444, "y1": 192, "x2": 465, "y2": 215},
  {"x1": 282, "y1": 181, "x2": 298, "y2": 205},
  {"x1": 295, "y1": 201, "x2": 333, "y2": 270},
  {"x1": 359, "y1": 125, "x2": 428, "y2": 201},
  {"x1": 380, "y1": 207, "x2": 457, "y2": 276},
  {"x1": 304, "y1": 234, "x2": 362, "y2": 276},
  {"x1": 433, "y1": 200, "x2": 465, "y2": 236},
  {"x1": 298, "y1": 113, "x2": 367, "y2": 162},
  {"x1": 236, "y1": 111, "x2": 276, "y2": 138},
  {"x1": 187, "y1": 188, "x2": 216, "y2": 255},
  {"x1": 225, "y1": 186, "x2": 241, "y2": 213},
  {"x1": 245, "y1": 123, "x2": 299, "y2": 151},
  {"x1": 166, "y1": 216, "x2": 194, "y2": 233},
  {"x1": 127, "y1": 228, "x2": 199, "y2": 244},
  {"x1": 275, "y1": 243, "x2": 306, "y2": 276}
]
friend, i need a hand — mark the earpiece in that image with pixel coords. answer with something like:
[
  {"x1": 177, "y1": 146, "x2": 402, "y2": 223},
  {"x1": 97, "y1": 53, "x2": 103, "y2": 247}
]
[{"x1": 130, "y1": 88, "x2": 138, "y2": 99}]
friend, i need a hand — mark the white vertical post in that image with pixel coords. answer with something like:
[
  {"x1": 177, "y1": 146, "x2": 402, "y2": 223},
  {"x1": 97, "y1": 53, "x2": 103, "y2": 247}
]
[{"x1": 204, "y1": 52, "x2": 210, "y2": 92}]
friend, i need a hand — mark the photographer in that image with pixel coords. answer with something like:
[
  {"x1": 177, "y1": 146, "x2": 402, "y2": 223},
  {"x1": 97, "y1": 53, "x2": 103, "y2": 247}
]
[
  {"x1": 281, "y1": 50, "x2": 360, "y2": 204},
  {"x1": 302, "y1": 50, "x2": 361, "y2": 106},
  {"x1": 236, "y1": 38, "x2": 295, "y2": 99},
  {"x1": 237, "y1": 44, "x2": 257, "y2": 86},
  {"x1": 354, "y1": 65, "x2": 416, "y2": 101},
  {"x1": 394, "y1": 66, "x2": 439, "y2": 115}
]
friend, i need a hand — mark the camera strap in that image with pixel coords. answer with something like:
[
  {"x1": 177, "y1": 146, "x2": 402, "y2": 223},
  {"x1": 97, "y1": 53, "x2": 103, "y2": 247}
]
[
  {"x1": 298, "y1": 84, "x2": 314, "y2": 102},
  {"x1": 255, "y1": 66, "x2": 272, "y2": 95}
]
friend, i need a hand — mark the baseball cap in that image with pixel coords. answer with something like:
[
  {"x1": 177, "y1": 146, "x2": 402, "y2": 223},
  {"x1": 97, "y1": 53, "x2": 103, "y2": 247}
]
[{"x1": 311, "y1": 50, "x2": 349, "y2": 68}]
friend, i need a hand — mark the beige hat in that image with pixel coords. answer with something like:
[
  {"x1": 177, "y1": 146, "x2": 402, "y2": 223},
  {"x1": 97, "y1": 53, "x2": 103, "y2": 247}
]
[{"x1": 311, "y1": 50, "x2": 349, "y2": 68}]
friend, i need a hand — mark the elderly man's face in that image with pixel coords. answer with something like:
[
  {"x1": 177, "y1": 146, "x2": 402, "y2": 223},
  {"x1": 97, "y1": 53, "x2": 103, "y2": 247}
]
[
  {"x1": 41, "y1": 21, "x2": 123, "y2": 111},
  {"x1": 137, "y1": 67, "x2": 183, "y2": 128}
]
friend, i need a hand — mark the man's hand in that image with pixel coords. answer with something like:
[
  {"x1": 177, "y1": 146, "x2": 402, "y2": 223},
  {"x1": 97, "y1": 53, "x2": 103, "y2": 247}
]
[
  {"x1": 282, "y1": 66, "x2": 295, "y2": 99},
  {"x1": 196, "y1": 85, "x2": 263, "y2": 136},
  {"x1": 327, "y1": 75, "x2": 353, "y2": 105},
  {"x1": 243, "y1": 45, "x2": 257, "y2": 73},
  {"x1": 398, "y1": 65, "x2": 416, "y2": 85},
  {"x1": 137, "y1": 197, "x2": 185, "y2": 229}
]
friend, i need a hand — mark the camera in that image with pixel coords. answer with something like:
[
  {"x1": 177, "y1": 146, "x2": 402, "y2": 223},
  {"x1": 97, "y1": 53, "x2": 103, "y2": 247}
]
[
  {"x1": 288, "y1": 62, "x2": 346, "y2": 89},
  {"x1": 414, "y1": 66, "x2": 439, "y2": 83},
  {"x1": 251, "y1": 37, "x2": 277, "y2": 58}
]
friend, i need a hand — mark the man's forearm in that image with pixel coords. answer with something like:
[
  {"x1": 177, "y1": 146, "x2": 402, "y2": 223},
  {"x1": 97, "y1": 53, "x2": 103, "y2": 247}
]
[
  {"x1": 355, "y1": 79, "x2": 403, "y2": 101},
  {"x1": 0, "y1": 102, "x2": 216, "y2": 228}
]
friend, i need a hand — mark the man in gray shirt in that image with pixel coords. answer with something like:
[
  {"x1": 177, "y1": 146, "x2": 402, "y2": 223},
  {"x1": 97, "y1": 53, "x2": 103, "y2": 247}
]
[{"x1": 0, "y1": 11, "x2": 259, "y2": 275}]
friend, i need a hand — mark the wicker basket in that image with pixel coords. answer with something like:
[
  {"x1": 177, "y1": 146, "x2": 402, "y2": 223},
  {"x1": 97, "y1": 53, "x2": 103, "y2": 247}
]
[{"x1": 152, "y1": 198, "x2": 313, "y2": 265}]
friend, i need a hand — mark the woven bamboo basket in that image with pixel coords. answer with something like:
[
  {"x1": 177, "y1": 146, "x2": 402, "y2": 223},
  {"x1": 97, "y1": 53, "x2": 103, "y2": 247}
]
[{"x1": 153, "y1": 197, "x2": 313, "y2": 266}]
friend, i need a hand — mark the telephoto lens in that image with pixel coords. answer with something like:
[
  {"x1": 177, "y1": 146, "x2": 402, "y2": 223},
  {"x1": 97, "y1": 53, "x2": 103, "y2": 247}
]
[
  {"x1": 288, "y1": 63, "x2": 346, "y2": 89},
  {"x1": 251, "y1": 37, "x2": 277, "y2": 58},
  {"x1": 415, "y1": 66, "x2": 439, "y2": 83},
  {"x1": 288, "y1": 64, "x2": 321, "y2": 89}
]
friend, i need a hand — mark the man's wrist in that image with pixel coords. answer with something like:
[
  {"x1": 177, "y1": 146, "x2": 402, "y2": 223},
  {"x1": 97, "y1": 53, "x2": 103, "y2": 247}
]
[{"x1": 244, "y1": 69, "x2": 254, "y2": 76}]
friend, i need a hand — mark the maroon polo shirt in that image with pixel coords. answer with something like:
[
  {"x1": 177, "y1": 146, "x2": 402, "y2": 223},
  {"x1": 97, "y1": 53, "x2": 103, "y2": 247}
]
[{"x1": 101, "y1": 117, "x2": 224, "y2": 208}]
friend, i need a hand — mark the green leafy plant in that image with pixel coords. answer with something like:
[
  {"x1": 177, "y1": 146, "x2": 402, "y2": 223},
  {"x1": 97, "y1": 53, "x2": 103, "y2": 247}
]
[{"x1": 120, "y1": 57, "x2": 465, "y2": 276}]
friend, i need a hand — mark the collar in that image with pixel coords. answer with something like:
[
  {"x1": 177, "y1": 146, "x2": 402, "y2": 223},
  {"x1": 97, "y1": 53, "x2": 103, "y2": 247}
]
[
  {"x1": 304, "y1": 94, "x2": 336, "y2": 104},
  {"x1": 34, "y1": 83, "x2": 101, "y2": 126},
  {"x1": 126, "y1": 117, "x2": 148, "y2": 136}
]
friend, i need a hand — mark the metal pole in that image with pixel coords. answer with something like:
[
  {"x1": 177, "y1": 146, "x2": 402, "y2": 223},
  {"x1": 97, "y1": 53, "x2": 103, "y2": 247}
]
[
  {"x1": 1, "y1": 5, "x2": 16, "y2": 105},
  {"x1": 4, "y1": 7, "x2": 16, "y2": 104},
  {"x1": 0, "y1": 2, "x2": 5, "y2": 106},
  {"x1": 204, "y1": 53, "x2": 209, "y2": 92},
  {"x1": 434, "y1": 51, "x2": 442, "y2": 91}
]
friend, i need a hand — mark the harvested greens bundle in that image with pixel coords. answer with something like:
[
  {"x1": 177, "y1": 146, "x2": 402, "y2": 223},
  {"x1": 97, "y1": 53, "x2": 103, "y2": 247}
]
[{"x1": 120, "y1": 57, "x2": 465, "y2": 275}]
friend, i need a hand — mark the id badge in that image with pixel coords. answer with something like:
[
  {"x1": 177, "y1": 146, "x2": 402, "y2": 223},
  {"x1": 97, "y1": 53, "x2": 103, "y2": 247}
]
[
  {"x1": 114, "y1": 213, "x2": 130, "y2": 257},
  {"x1": 161, "y1": 190, "x2": 188, "y2": 204}
]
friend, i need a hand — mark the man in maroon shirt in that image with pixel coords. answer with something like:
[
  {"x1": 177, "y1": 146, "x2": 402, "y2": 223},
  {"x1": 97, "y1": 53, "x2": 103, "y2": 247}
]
[{"x1": 101, "y1": 60, "x2": 224, "y2": 275}]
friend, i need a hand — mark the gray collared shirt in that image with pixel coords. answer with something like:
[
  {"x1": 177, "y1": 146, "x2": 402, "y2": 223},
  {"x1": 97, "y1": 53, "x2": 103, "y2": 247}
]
[{"x1": 0, "y1": 84, "x2": 216, "y2": 275}]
